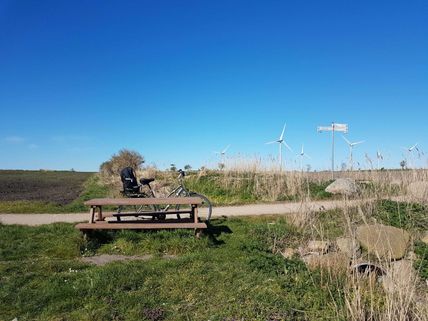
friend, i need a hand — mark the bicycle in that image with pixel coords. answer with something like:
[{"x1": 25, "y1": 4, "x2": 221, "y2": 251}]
[{"x1": 118, "y1": 169, "x2": 213, "y2": 222}]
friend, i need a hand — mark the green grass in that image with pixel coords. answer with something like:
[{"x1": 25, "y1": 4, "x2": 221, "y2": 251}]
[
  {"x1": 375, "y1": 200, "x2": 428, "y2": 232},
  {"x1": 306, "y1": 180, "x2": 334, "y2": 200},
  {"x1": 185, "y1": 173, "x2": 258, "y2": 205},
  {"x1": 414, "y1": 241, "x2": 428, "y2": 281},
  {"x1": 0, "y1": 217, "x2": 347, "y2": 321},
  {"x1": 0, "y1": 175, "x2": 109, "y2": 213},
  {"x1": 185, "y1": 173, "x2": 334, "y2": 205}
]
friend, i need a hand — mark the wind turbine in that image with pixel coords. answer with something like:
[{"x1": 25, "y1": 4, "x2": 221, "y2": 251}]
[
  {"x1": 365, "y1": 153, "x2": 374, "y2": 170},
  {"x1": 214, "y1": 145, "x2": 231, "y2": 166},
  {"x1": 402, "y1": 143, "x2": 418, "y2": 168},
  {"x1": 266, "y1": 123, "x2": 293, "y2": 171},
  {"x1": 376, "y1": 150, "x2": 384, "y2": 170},
  {"x1": 299, "y1": 145, "x2": 311, "y2": 171},
  {"x1": 343, "y1": 136, "x2": 365, "y2": 171}
]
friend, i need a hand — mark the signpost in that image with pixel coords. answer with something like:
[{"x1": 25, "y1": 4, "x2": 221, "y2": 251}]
[{"x1": 317, "y1": 123, "x2": 349, "y2": 179}]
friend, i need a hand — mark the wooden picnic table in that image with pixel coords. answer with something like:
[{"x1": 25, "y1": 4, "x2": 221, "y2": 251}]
[{"x1": 75, "y1": 197, "x2": 207, "y2": 232}]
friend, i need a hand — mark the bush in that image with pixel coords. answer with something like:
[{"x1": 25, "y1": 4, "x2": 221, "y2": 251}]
[
  {"x1": 414, "y1": 241, "x2": 428, "y2": 280},
  {"x1": 100, "y1": 149, "x2": 145, "y2": 177}
]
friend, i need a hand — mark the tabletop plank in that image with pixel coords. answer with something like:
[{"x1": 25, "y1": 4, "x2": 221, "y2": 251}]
[{"x1": 84, "y1": 197, "x2": 203, "y2": 206}]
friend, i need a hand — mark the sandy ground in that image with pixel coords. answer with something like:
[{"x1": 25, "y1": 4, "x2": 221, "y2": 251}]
[
  {"x1": 0, "y1": 198, "x2": 382, "y2": 226},
  {"x1": 80, "y1": 254, "x2": 177, "y2": 266}
]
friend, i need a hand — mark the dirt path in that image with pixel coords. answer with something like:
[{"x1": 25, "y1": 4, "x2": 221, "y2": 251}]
[{"x1": 0, "y1": 198, "x2": 385, "y2": 226}]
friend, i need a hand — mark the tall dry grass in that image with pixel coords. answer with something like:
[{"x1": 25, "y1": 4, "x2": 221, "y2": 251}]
[{"x1": 99, "y1": 154, "x2": 428, "y2": 204}]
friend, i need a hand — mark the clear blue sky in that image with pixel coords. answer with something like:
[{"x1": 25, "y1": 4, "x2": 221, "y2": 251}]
[{"x1": 1, "y1": 0, "x2": 427, "y2": 171}]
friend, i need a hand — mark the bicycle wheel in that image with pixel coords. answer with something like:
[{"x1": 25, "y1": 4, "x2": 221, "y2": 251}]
[{"x1": 189, "y1": 192, "x2": 213, "y2": 222}]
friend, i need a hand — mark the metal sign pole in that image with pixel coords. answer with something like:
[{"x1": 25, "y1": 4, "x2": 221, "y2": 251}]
[
  {"x1": 332, "y1": 122, "x2": 335, "y2": 180},
  {"x1": 318, "y1": 122, "x2": 348, "y2": 181}
]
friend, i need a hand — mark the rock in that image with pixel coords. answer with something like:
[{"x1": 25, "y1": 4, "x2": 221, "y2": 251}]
[
  {"x1": 281, "y1": 248, "x2": 298, "y2": 259},
  {"x1": 407, "y1": 181, "x2": 428, "y2": 202},
  {"x1": 356, "y1": 224, "x2": 410, "y2": 260},
  {"x1": 307, "y1": 241, "x2": 331, "y2": 254},
  {"x1": 421, "y1": 231, "x2": 428, "y2": 245},
  {"x1": 382, "y1": 260, "x2": 417, "y2": 294},
  {"x1": 303, "y1": 252, "x2": 350, "y2": 273},
  {"x1": 325, "y1": 178, "x2": 360, "y2": 196},
  {"x1": 336, "y1": 237, "x2": 361, "y2": 258}
]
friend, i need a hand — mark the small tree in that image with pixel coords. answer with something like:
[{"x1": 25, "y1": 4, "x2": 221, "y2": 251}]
[
  {"x1": 400, "y1": 160, "x2": 407, "y2": 170},
  {"x1": 184, "y1": 164, "x2": 192, "y2": 171},
  {"x1": 100, "y1": 149, "x2": 145, "y2": 176},
  {"x1": 218, "y1": 163, "x2": 225, "y2": 170},
  {"x1": 170, "y1": 164, "x2": 177, "y2": 172}
]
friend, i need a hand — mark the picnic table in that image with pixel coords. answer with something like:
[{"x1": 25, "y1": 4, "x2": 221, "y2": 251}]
[{"x1": 75, "y1": 197, "x2": 207, "y2": 233}]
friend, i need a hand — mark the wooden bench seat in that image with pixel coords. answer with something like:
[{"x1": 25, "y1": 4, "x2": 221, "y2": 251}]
[{"x1": 76, "y1": 221, "x2": 207, "y2": 230}]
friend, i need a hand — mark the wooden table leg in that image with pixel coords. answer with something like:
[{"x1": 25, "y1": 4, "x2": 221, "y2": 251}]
[
  {"x1": 97, "y1": 206, "x2": 103, "y2": 221},
  {"x1": 89, "y1": 206, "x2": 96, "y2": 223},
  {"x1": 193, "y1": 205, "x2": 198, "y2": 224}
]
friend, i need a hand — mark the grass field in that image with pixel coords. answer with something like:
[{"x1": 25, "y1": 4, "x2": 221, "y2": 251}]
[
  {"x1": 1, "y1": 200, "x2": 427, "y2": 321},
  {"x1": 0, "y1": 216, "x2": 346, "y2": 321}
]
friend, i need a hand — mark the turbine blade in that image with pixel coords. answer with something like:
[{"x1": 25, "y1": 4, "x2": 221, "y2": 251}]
[
  {"x1": 410, "y1": 143, "x2": 419, "y2": 151},
  {"x1": 222, "y1": 144, "x2": 231, "y2": 153},
  {"x1": 283, "y1": 141, "x2": 293, "y2": 152},
  {"x1": 353, "y1": 141, "x2": 365, "y2": 146},
  {"x1": 342, "y1": 135, "x2": 351, "y2": 145},
  {"x1": 266, "y1": 141, "x2": 277, "y2": 145},
  {"x1": 280, "y1": 123, "x2": 286, "y2": 140}
]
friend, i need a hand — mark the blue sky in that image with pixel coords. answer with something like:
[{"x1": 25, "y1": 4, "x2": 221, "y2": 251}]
[{"x1": 1, "y1": 0, "x2": 427, "y2": 171}]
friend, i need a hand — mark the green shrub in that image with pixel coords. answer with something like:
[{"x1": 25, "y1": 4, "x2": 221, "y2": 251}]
[
  {"x1": 376, "y1": 200, "x2": 428, "y2": 231},
  {"x1": 414, "y1": 241, "x2": 428, "y2": 280}
]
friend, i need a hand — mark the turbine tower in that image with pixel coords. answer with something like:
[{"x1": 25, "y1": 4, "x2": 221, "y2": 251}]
[
  {"x1": 342, "y1": 136, "x2": 365, "y2": 171},
  {"x1": 266, "y1": 123, "x2": 292, "y2": 171},
  {"x1": 376, "y1": 150, "x2": 384, "y2": 170}
]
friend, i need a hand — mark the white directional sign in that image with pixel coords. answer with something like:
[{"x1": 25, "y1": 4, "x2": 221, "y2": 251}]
[
  {"x1": 333, "y1": 123, "x2": 349, "y2": 133},
  {"x1": 317, "y1": 126, "x2": 333, "y2": 132},
  {"x1": 317, "y1": 123, "x2": 349, "y2": 133}
]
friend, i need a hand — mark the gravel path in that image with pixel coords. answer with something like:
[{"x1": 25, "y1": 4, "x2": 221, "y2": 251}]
[{"x1": 0, "y1": 198, "x2": 377, "y2": 226}]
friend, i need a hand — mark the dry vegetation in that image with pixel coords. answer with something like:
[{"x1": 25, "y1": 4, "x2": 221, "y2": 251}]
[{"x1": 99, "y1": 152, "x2": 428, "y2": 205}]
